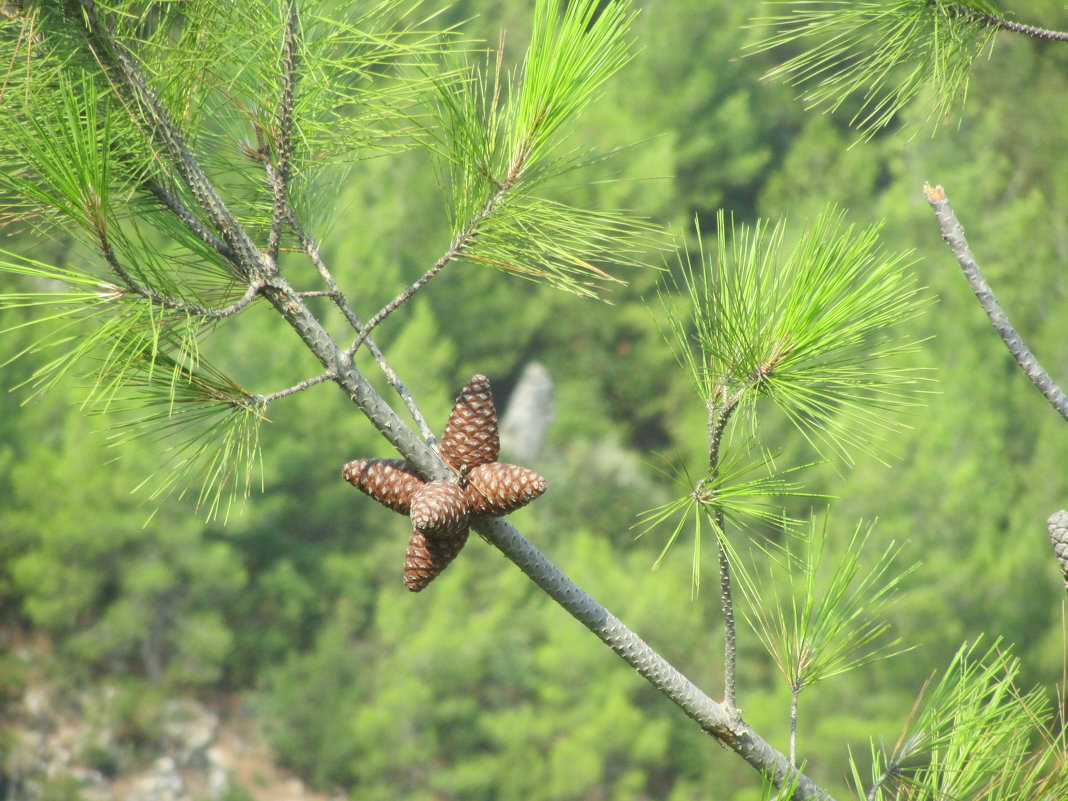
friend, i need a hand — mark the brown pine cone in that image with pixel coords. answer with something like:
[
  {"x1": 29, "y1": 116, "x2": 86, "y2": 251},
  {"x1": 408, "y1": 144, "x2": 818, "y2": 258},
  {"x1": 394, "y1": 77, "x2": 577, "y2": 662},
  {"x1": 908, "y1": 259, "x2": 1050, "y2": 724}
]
[
  {"x1": 440, "y1": 374, "x2": 500, "y2": 471},
  {"x1": 465, "y1": 462, "x2": 547, "y2": 516},
  {"x1": 404, "y1": 528, "x2": 470, "y2": 592},
  {"x1": 342, "y1": 458, "x2": 423, "y2": 513},
  {"x1": 409, "y1": 481, "x2": 470, "y2": 537}
]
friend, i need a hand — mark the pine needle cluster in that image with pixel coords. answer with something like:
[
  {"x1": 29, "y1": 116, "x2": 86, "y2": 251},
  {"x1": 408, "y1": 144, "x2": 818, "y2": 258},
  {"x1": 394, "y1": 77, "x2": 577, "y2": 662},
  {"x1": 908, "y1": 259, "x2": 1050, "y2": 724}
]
[
  {"x1": 749, "y1": 0, "x2": 1001, "y2": 138},
  {"x1": 425, "y1": 0, "x2": 663, "y2": 297},
  {"x1": 0, "y1": 0, "x2": 661, "y2": 515},
  {"x1": 660, "y1": 207, "x2": 927, "y2": 465},
  {"x1": 855, "y1": 640, "x2": 1068, "y2": 800},
  {"x1": 0, "y1": 0, "x2": 452, "y2": 515}
]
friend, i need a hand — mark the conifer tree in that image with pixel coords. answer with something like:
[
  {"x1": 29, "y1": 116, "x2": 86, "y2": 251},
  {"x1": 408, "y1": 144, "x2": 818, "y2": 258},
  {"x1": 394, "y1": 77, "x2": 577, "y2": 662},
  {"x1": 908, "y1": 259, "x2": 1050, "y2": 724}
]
[{"x1": 1, "y1": 2, "x2": 1066, "y2": 800}]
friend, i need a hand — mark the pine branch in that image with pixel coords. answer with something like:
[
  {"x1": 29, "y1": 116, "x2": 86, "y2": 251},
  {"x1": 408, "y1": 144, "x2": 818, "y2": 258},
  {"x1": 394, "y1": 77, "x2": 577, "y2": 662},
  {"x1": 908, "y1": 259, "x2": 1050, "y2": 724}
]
[
  {"x1": 258, "y1": 372, "x2": 334, "y2": 406},
  {"x1": 923, "y1": 184, "x2": 1068, "y2": 422},
  {"x1": 749, "y1": 0, "x2": 1000, "y2": 138},
  {"x1": 267, "y1": 0, "x2": 300, "y2": 265},
  {"x1": 76, "y1": 3, "x2": 435, "y2": 444},
  {"x1": 945, "y1": 2, "x2": 1068, "y2": 42},
  {"x1": 708, "y1": 394, "x2": 744, "y2": 715},
  {"x1": 43, "y1": 5, "x2": 831, "y2": 796},
  {"x1": 473, "y1": 515, "x2": 832, "y2": 801},
  {"x1": 145, "y1": 179, "x2": 235, "y2": 262},
  {"x1": 247, "y1": 253, "x2": 829, "y2": 799},
  {"x1": 346, "y1": 248, "x2": 453, "y2": 359},
  {"x1": 718, "y1": 535, "x2": 739, "y2": 713},
  {"x1": 97, "y1": 225, "x2": 260, "y2": 319},
  {"x1": 345, "y1": 125, "x2": 525, "y2": 360},
  {"x1": 790, "y1": 689, "x2": 800, "y2": 767},
  {"x1": 78, "y1": 0, "x2": 266, "y2": 281},
  {"x1": 285, "y1": 201, "x2": 436, "y2": 442}
]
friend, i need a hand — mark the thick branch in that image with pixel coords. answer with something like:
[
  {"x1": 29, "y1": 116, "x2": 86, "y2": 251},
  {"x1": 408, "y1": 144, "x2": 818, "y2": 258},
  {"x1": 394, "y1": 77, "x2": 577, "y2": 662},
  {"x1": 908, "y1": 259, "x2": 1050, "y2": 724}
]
[
  {"x1": 473, "y1": 515, "x2": 830, "y2": 800},
  {"x1": 923, "y1": 185, "x2": 1068, "y2": 422}
]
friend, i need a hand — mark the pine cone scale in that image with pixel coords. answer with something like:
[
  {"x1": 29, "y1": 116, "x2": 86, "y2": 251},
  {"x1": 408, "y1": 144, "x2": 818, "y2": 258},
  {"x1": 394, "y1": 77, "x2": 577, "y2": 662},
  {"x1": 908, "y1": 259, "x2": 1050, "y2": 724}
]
[
  {"x1": 441, "y1": 375, "x2": 500, "y2": 470},
  {"x1": 410, "y1": 481, "x2": 470, "y2": 537},
  {"x1": 342, "y1": 458, "x2": 422, "y2": 513},
  {"x1": 466, "y1": 462, "x2": 547, "y2": 516},
  {"x1": 404, "y1": 528, "x2": 470, "y2": 592}
]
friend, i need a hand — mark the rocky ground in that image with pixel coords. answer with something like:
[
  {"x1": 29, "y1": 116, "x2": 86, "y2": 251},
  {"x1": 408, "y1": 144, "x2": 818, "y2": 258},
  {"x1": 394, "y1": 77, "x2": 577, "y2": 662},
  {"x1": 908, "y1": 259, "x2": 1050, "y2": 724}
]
[{"x1": 2, "y1": 680, "x2": 335, "y2": 801}]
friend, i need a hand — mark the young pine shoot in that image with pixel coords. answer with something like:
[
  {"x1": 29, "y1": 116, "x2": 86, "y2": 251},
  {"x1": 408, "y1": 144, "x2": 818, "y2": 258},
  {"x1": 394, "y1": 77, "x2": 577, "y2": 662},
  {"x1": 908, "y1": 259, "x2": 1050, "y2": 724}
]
[
  {"x1": 643, "y1": 206, "x2": 924, "y2": 716},
  {"x1": 425, "y1": 0, "x2": 662, "y2": 298},
  {"x1": 732, "y1": 517, "x2": 913, "y2": 767},
  {"x1": 635, "y1": 449, "x2": 822, "y2": 597},
  {"x1": 659, "y1": 207, "x2": 926, "y2": 468}
]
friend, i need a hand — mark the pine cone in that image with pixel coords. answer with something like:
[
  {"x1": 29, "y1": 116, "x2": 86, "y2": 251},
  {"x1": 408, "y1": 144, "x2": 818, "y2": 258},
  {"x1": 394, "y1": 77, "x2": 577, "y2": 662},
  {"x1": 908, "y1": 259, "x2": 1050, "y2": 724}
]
[
  {"x1": 465, "y1": 462, "x2": 547, "y2": 516},
  {"x1": 342, "y1": 458, "x2": 423, "y2": 513},
  {"x1": 1048, "y1": 510, "x2": 1068, "y2": 591},
  {"x1": 440, "y1": 374, "x2": 500, "y2": 471},
  {"x1": 410, "y1": 481, "x2": 470, "y2": 537},
  {"x1": 404, "y1": 527, "x2": 470, "y2": 592}
]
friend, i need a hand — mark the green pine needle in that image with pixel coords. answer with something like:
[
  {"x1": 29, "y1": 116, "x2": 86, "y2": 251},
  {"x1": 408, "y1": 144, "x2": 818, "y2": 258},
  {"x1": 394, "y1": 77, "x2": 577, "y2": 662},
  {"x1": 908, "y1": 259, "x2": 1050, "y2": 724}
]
[
  {"x1": 0, "y1": 249, "x2": 260, "y2": 520},
  {"x1": 860, "y1": 639, "x2": 1066, "y2": 801},
  {"x1": 98, "y1": 333, "x2": 264, "y2": 522},
  {"x1": 658, "y1": 207, "x2": 928, "y2": 465},
  {"x1": 748, "y1": 0, "x2": 1000, "y2": 138},
  {"x1": 426, "y1": 0, "x2": 664, "y2": 297},
  {"x1": 635, "y1": 451, "x2": 822, "y2": 595},
  {"x1": 733, "y1": 516, "x2": 913, "y2": 694}
]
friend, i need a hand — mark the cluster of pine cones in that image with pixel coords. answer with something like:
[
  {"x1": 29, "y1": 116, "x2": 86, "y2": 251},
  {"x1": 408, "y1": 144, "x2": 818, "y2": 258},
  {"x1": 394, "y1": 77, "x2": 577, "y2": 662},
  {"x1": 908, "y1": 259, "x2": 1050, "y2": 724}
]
[{"x1": 343, "y1": 375, "x2": 547, "y2": 591}]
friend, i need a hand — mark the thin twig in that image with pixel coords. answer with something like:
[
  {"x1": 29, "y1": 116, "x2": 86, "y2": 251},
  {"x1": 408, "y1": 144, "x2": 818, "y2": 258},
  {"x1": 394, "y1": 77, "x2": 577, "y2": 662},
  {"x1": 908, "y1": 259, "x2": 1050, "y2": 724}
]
[
  {"x1": 717, "y1": 534, "x2": 738, "y2": 712},
  {"x1": 97, "y1": 225, "x2": 260, "y2": 318},
  {"x1": 286, "y1": 203, "x2": 436, "y2": 442},
  {"x1": 789, "y1": 687, "x2": 799, "y2": 767},
  {"x1": 346, "y1": 249, "x2": 454, "y2": 357},
  {"x1": 947, "y1": 3, "x2": 1068, "y2": 42},
  {"x1": 267, "y1": 0, "x2": 300, "y2": 265},
  {"x1": 344, "y1": 188, "x2": 510, "y2": 358},
  {"x1": 345, "y1": 118, "x2": 527, "y2": 359},
  {"x1": 923, "y1": 184, "x2": 1068, "y2": 422},
  {"x1": 145, "y1": 179, "x2": 235, "y2": 262},
  {"x1": 708, "y1": 392, "x2": 743, "y2": 714},
  {"x1": 257, "y1": 371, "x2": 334, "y2": 406},
  {"x1": 865, "y1": 763, "x2": 900, "y2": 801}
]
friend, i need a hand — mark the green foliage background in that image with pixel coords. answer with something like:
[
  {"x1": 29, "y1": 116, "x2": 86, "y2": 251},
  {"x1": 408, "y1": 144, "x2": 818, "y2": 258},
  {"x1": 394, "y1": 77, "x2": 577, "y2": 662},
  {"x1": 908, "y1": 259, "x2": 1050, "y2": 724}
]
[{"x1": 1, "y1": 1, "x2": 1067, "y2": 799}]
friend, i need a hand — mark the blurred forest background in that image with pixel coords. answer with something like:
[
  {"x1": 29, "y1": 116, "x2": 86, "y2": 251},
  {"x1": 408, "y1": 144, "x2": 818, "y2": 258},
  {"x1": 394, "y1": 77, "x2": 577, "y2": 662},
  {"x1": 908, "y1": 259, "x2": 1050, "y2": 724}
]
[{"x1": 1, "y1": 1, "x2": 1067, "y2": 800}]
